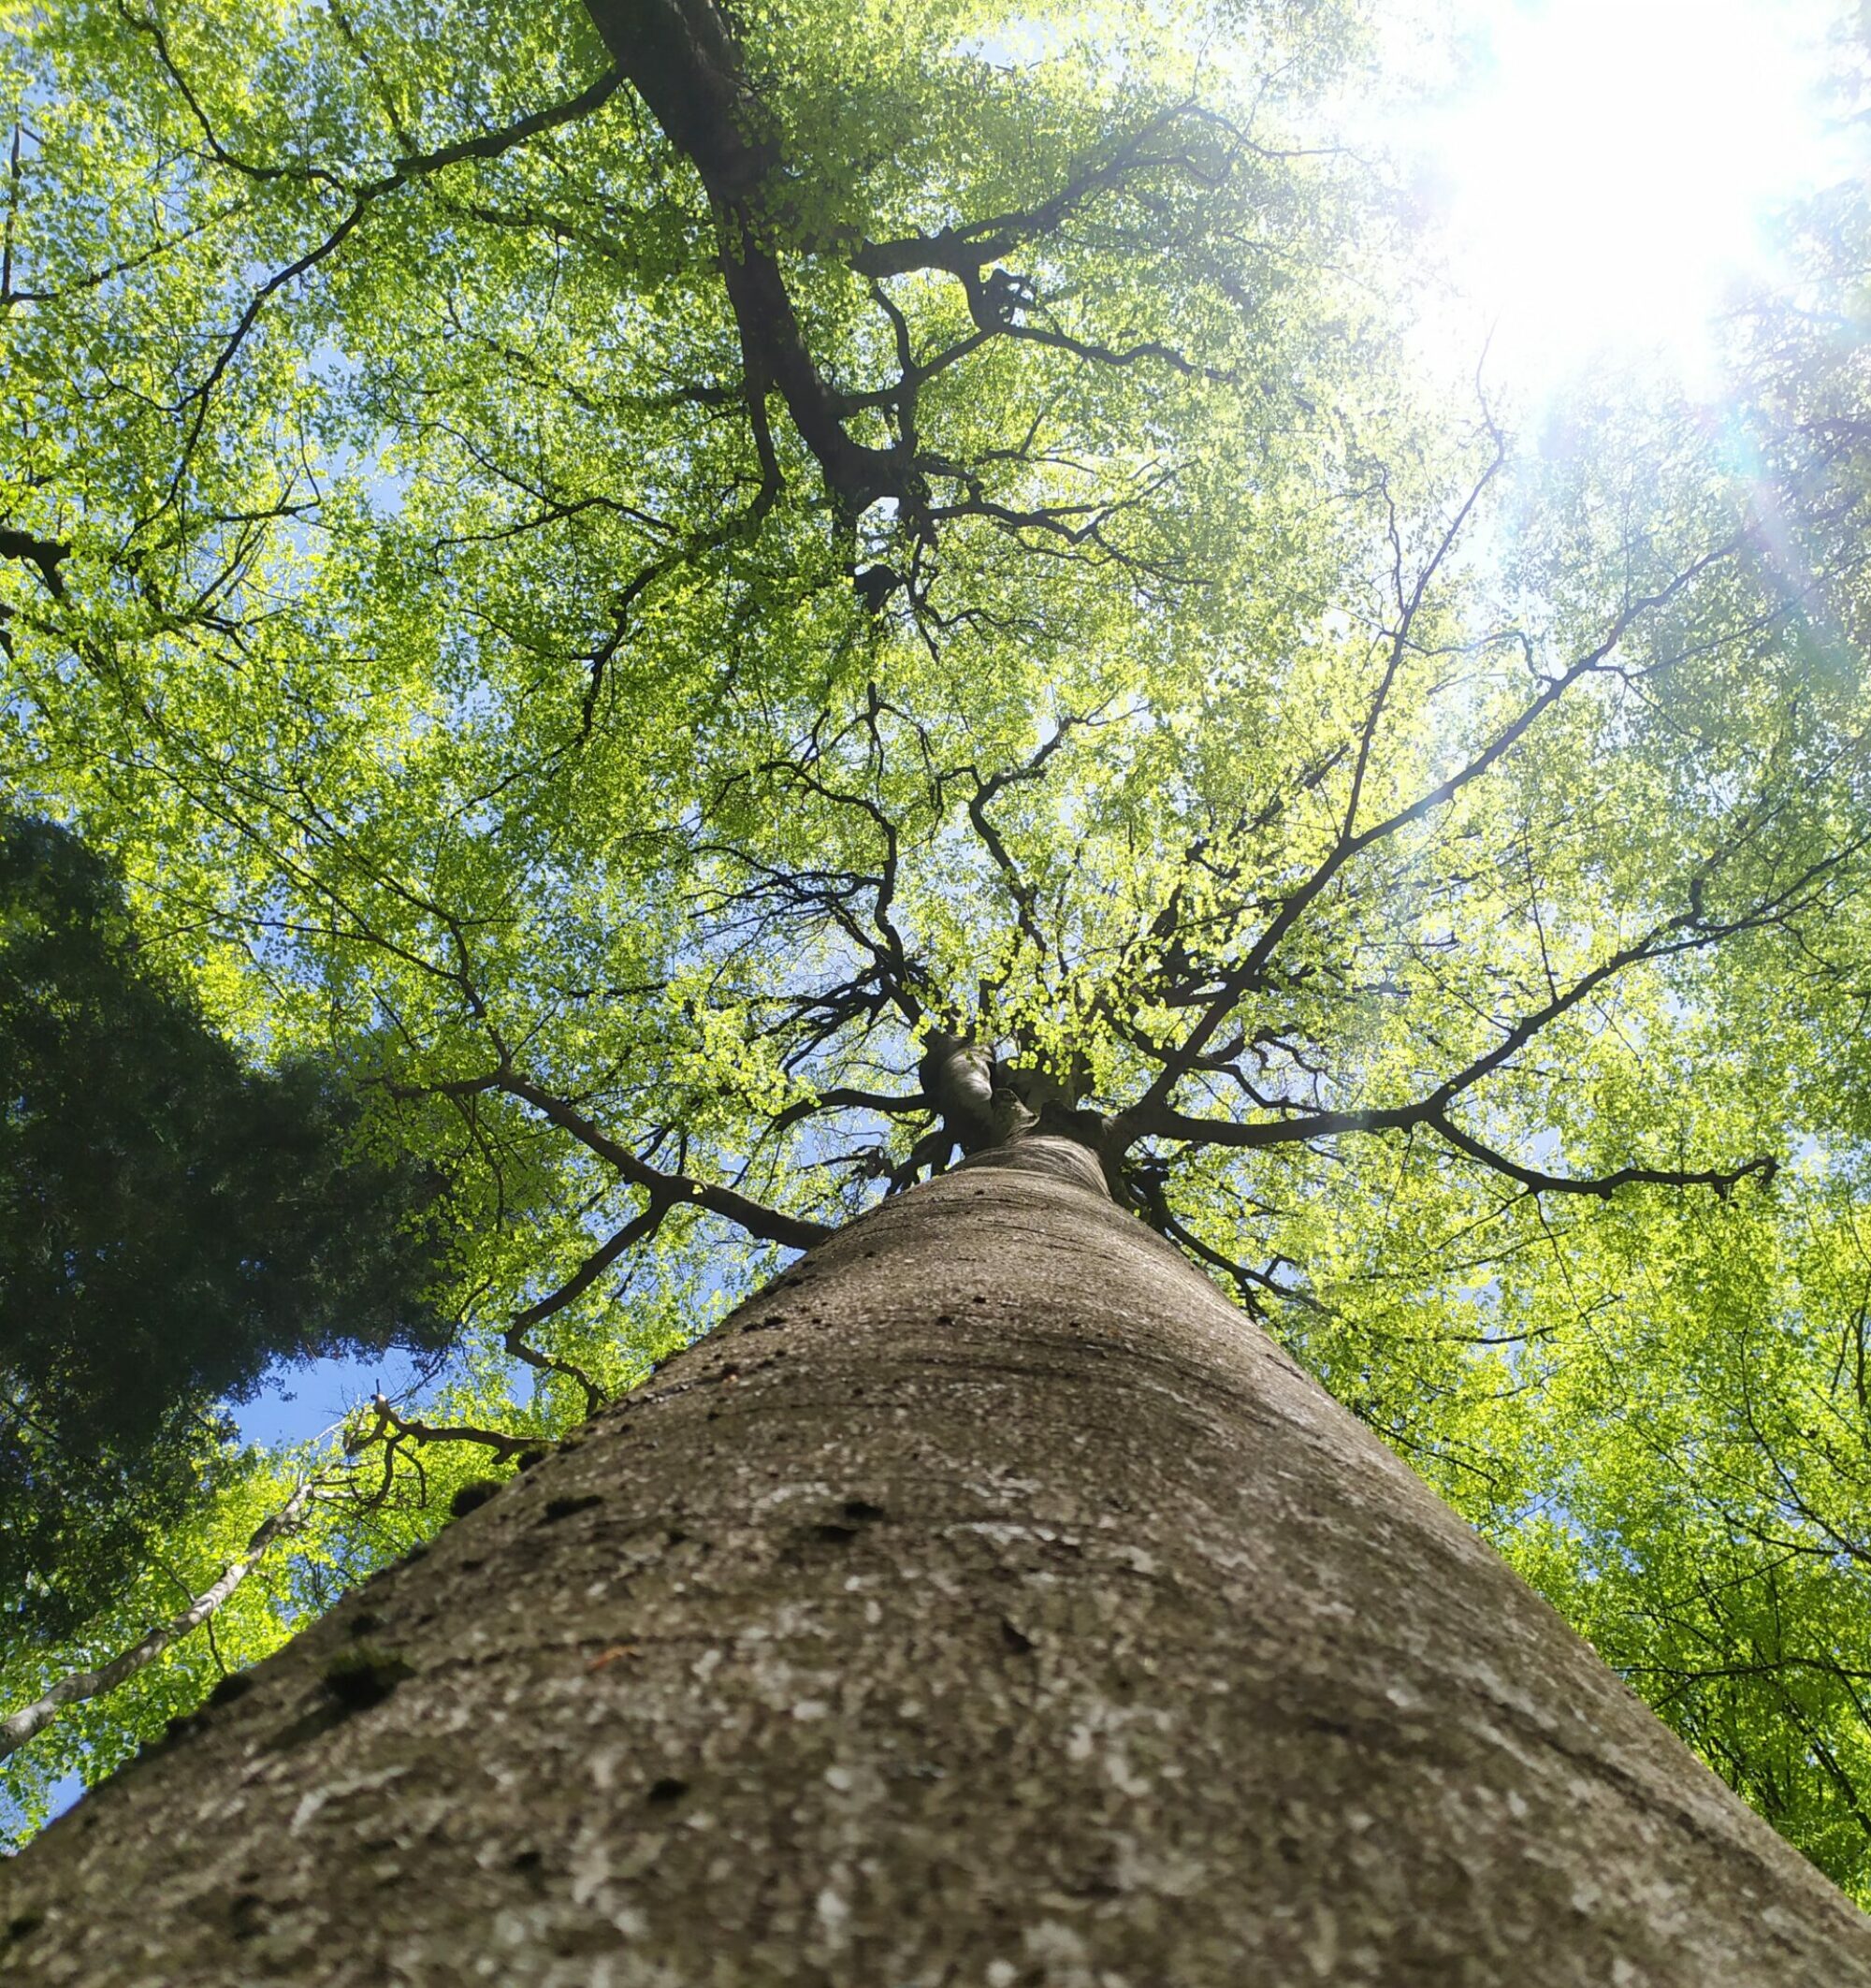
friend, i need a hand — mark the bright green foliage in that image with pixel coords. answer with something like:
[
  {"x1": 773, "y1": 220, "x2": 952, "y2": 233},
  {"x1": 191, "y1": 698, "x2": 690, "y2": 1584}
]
[
  {"x1": 2, "y1": 0, "x2": 1871, "y2": 1903},
  {"x1": 1500, "y1": 1169, "x2": 1871, "y2": 1891}
]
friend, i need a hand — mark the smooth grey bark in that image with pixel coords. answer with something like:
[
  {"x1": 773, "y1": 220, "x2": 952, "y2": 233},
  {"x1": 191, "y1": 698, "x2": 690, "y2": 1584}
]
[{"x1": 5, "y1": 1154, "x2": 1870, "y2": 1984}]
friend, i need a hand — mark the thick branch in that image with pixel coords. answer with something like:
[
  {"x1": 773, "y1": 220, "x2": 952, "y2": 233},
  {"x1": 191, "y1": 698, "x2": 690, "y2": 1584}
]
[
  {"x1": 1428, "y1": 1116, "x2": 1776, "y2": 1201},
  {"x1": 0, "y1": 526, "x2": 69, "y2": 601},
  {"x1": 578, "y1": 2, "x2": 1220, "y2": 540},
  {"x1": 1122, "y1": 1096, "x2": 1775, "y2": 1202},
  {"x1": 581, "y1": 0, "x2": 904, "y2": 520}
]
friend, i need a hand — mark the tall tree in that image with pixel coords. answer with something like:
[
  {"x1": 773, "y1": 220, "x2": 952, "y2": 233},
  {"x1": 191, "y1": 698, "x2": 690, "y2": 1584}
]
[
  {"x1": 0, "y1": 817, "x2": 456, "y2": 1637},
  {"x1": 3, "y1": 0, "x2": 1871, "y2": 1974}
]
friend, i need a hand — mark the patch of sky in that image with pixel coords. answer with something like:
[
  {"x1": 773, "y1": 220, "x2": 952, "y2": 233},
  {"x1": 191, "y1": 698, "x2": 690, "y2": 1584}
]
[
  {"x1": 442, "y1": 674, "x2": 505, "y2": 731},
  {"x1": 1370, "y1": 0, "x2": 1866, "y2": 407},
  {"x1": 951, "y1": 19, "x2": 1071, "y2": 68},
  {"x1": 228, "y1": 1345, "x2": 435, "y2": 1450},
  {"x1": 30, "y1": 1770, "x2": 86, "y2": 1835},
  {"x1": 309, "y1": 341, "x2": 414, "y2": 519}
]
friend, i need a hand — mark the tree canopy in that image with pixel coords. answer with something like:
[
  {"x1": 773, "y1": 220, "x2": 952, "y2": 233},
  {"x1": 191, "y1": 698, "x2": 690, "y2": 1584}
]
[
  {"x1": 0, "y1": 816, "x2": 455, "y2": 1639},
  {"x1": 3, "y1": 0, "x2": 1871, "y2": 1897}
]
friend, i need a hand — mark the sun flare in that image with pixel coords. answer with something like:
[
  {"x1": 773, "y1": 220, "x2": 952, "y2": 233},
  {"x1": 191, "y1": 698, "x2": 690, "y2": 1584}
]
[{"x1": 1400, "y1": 0, "x2": 1855, "y2": 391}]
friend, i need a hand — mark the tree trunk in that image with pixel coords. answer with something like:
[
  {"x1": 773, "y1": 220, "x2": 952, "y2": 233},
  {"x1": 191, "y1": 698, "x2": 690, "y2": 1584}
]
[{"x1": 5, "y1": 1153, "x2": 1868, "y2": 1984}]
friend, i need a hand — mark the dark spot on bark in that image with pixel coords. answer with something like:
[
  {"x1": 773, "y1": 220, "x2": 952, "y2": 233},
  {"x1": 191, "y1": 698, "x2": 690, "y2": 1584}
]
[
  {"x1": 842, "y1": 1500, "x2": 886, "y2": 1523},
  {"x1": 163, "y1": 1710, "x2": 203, "y2": 1744},
  {"x1": 936, "y1": 1313, "x2": 954, "y2": 1325},
  {"x1": 1001, "y1": 1618, "x2": 1036, "y2": 1655},
  {"x1": 511, "y1": 1848, "x2": 544, "y2": 1874},
  {"x1": 347, "y1": 1611, "x2": 385, "y2": 1639},
  {"x1": 228, "y1": 1893, "x2": 266, "y2": 1941},
  {"x1": 450, "y1": 1479, "x2": 501, "y2": 1517},
  {"x1": 666, "y1": 1527, "x2": 689, "y2": 1545},
  {"x1": 265, "y1": 1704, "x2": 351, "y2": 1752},
  {"x1": 741, "y1": 1313, "x2": 786, "y2": 1332},
  {"x1": 207, "y1": 1671, "x2": 254, "y2": 1706},
  {"x1": 646, "y1": 1778, "x2": 689, "y2": 1804},
  {"x1": 321, "y1": 1647, "x2": 414, "y2": 1710},
  {"x1": 460, "y1": 1556, "x2": 486, "y2": 1573},
  {"x1": 812, "y1": 1522, "x2": 860, "y2": 1545},
  {"x1": 7, "y1": 1911, "x2": 45, "y2": 1943},
  {"x1": 542, "y1": 1494, "x2": 603, "y2": 1524},
  {"x1": 971, "y1": 1295, "x2": 987, "y2": 1304},
  {"x1": 402, "y1": 1541, "x2": 429, "y2": 1562},
  {"x1": 717, "y1": 1366, "x2": 740, "y2": 1383},
  {"x1": 706, "y1": 1409, "x2": 720, "y2": 1421},
  {"x1": 516, "y1": 1448, "x2": 547, "y2": 1472}
]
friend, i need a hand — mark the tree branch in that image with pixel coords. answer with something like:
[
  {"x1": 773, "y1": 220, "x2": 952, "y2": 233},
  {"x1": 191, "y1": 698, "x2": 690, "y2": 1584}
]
[
  {"x1": 0, "y1": 526, "x2": 70, "y2": 601},
  {"x1": 355, "y1": 1398, "x2": 545, "y2": 1465},
  {"x1": 500, "y1": 1073, "x2": 833, "y2": 1250},
  {"x1": 1134, "y1": 530, "x2": 1748, "y2": 1110},
  {"x1": 0, "y1": 1476, "x2": 319, "y2": 1763}
]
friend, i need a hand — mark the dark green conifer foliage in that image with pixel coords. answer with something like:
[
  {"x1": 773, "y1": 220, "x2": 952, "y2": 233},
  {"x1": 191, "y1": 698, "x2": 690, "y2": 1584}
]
[{"x1": 0, "y1": 819, "x2": 453, "y2": 1634}]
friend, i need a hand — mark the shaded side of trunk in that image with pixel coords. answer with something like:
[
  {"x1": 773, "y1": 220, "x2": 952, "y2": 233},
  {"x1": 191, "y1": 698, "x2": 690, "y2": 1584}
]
[{"x1": 5, "y1": 1162, "x2": 1868, "y2": 1985}]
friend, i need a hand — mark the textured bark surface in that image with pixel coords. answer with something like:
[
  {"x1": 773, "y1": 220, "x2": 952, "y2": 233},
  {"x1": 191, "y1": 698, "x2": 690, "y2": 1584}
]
[{"x1": 6, "y1": 1159, "x2": 1870, "y2": 1985}]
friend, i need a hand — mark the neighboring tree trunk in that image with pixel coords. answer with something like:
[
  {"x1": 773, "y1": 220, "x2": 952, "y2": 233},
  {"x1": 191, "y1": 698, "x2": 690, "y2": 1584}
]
[
  {"x1": 6, "y1": 1147, "x2": 1869, "y2": 1983},
  {"x1": 0, "y1": 1476, "x2": 317, "y2": 1763}
]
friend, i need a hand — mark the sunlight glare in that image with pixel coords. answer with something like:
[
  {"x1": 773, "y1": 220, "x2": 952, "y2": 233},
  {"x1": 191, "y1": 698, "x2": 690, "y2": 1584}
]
[{"x1": 1406, "y1": 0, "x2": 1849, "y2": 392}]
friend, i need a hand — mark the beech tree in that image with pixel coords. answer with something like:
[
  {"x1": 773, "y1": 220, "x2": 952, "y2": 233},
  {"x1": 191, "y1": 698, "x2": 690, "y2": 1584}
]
[{"x1": 4, "y1": 0, "x2": 1871, "y2": 1977}]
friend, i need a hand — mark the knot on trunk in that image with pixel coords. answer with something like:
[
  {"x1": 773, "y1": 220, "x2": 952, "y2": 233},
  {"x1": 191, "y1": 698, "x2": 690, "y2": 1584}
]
[{"x1": 919, "y1": 1033, "x2": 1119, "y2": 1197}]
